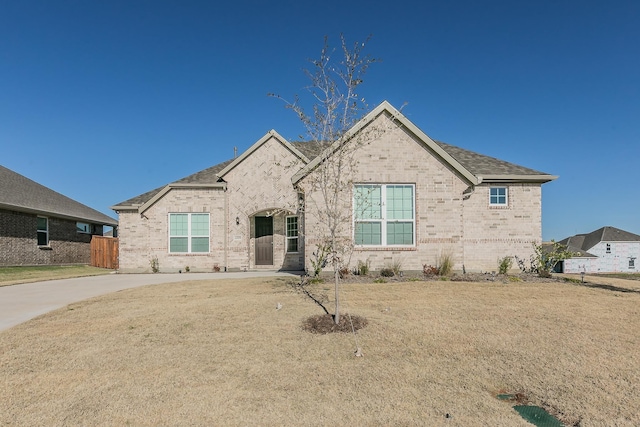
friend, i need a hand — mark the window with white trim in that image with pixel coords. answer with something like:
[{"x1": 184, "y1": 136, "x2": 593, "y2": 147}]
[
  {"x1": 286, "y1": 216, "x2": 298, "y2": 253},
  {"x1": 490, "y1": 187, "x2": 508, "y2": 206},
  {"x1": 629, "y1": 258, "x2": 635, "y2": 269},
  {"x1": 37, "y1": 217, "x2": 48, "y2": 246},
  {"x1": 354, "y1": 184, "x2": 415, "y2": 246},
  {"x1": 169, "y1": 213, "x2": 209, "y2": 253}
]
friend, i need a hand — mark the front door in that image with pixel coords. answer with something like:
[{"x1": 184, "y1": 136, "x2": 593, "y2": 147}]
[{"x1": 255, "y1": 216, "x2": 273, "y2": 265}]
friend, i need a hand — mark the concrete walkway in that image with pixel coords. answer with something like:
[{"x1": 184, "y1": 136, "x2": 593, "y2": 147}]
[{"x1": 0, "y1": 271, "x2": 300, "y2": 332}]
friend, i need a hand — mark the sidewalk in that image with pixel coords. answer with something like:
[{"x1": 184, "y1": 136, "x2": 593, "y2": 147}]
[{"x1": 0, "y1": 271, "x2": 300, "y2": 331}]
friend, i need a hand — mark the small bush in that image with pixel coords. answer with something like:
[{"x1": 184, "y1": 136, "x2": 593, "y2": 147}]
[
  {"x1": 373, "y1": 278, "x2": 387, "y2": 283},
  {"x1": 386, "y1": 259, "x2": 403, "y2": 276},
  {"x1": 423, "y1": 264, "x2": 439, "y2": 276},
  {"x1": 355, "y1": 259, "x2": 370, "y2": 276},
  {"x1": 150, "y1": 256, "x2": 159, "y2": 273},
  {"x1": 339, "y1": 267, "x2": 350, "y2": 279},
  {"x1": 380, "y1": 268, "x2": 395, "y2": 277},
  {"x1": 497, "y1": 256, "x2": 513, "y2": 275},
  {"x1": 437, "y1": 252, "x2": 454, "y2": 276},
  {"x1": 509, "y1": 276, "x2": 521, "y2": 282}
]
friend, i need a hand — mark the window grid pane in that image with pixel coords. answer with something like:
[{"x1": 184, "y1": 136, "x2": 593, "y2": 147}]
[
  {"x1": 286, "y1": 217, "x2": 298, "y2": 238},
  {"x1": 387, "y1": 185, "x2": 414, "y2": 220},
  {"x1": 191, "y1": 214, "x2": 209, "y2": 236},
  {"x1": 170, "y1": 214, "x2": 188, "y2": 236},
  {"x1": 387, "y1": 222, "x2": 414, "y2": 245},
  {"x1": 191, "y1": 237, "x2": 209, "y2": 252},
  {"x1": 170, "y1": 237, "x2": 188, "y2": 252},
  {"x1": 355, "y1": 222, "x2": 382, "y2": 245},
  {"x1": 355, "y1": 185, "x2": 382, "y2": 220},
  {"x1": 490, "y1": 187, "x2": 507, "y2": 205}
]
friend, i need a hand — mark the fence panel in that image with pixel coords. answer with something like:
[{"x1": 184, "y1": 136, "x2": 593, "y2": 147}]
[{"x1": 90, "y1": 236, "x2": 119, "y2": 269}]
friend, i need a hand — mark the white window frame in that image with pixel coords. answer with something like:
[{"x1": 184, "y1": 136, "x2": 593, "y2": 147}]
[
  {"x1": 489, "y1": 186, "x2": 508, "y2": 206},
  {"x1": 285, "y1": 216, "x2": 299, "y2": 253},
  {"x1": 168, "y1": 213, "x2": 210, "y2": 253},
  {"x1": 353, "y1": 183, "x2": 415, "y2": 247},
  {"x1": 37, "y1": 216, "x2": 49, "y2": 246}
]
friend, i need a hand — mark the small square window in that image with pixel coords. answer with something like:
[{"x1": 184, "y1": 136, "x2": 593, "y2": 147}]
[{"x1": 490, "y1": 187, "x2": 508, "y2": 206}]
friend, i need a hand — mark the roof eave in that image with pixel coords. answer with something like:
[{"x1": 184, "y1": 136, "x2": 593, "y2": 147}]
[
  {"x1": 137, "y1": 182, "x2": 227, "y2": 214},
  {"x1": 0, "y1": 202, "x2": 118, "y2": 226},
  {"x1": 480, "y1": 174, "x2": 559, "y2": 184}
]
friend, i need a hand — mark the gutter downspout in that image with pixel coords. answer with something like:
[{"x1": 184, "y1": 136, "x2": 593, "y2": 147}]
[{"x1": 224, "y1": 187, "x2": 228, "y2": 271}]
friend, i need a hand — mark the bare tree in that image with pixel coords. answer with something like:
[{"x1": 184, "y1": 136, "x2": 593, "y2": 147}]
[{"x1": 272, "y1": 34, "x2": 380, "y2": 324}]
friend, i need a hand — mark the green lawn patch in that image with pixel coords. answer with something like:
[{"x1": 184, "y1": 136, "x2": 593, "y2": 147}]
[{"x1": 0, "y1": 265, "x2": 111, "y2": 286}]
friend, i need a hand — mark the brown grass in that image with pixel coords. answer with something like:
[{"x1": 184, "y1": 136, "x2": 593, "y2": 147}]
[
  {"x1": 0, "y1": 265, "x2": 111, "y2": 287},
  {"x1": 1, "y1": 277, "x2": 639, "y2": 426}
]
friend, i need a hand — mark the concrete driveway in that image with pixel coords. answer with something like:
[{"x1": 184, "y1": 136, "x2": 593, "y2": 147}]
[{"x1": 0, "y1": 271, "x2": 300, "y2": 332}]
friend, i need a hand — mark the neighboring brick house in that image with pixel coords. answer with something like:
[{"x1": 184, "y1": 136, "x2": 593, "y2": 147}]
[
  {"x1": 556, "y1": 226, "x2": 640, "y2": 273},
  {"x1": 0, "y1": 165, "x2": 118, "y2": 266},
  {"x1": 112, "y1": 101, "x2": 556, "y2": 273}
]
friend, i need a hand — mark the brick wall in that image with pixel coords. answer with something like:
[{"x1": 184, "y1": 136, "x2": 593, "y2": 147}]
[
  {"x1": 299, "y1": 113, "x2": 542, "y2": 273},
  {"x1": 0, "y1": 208, "x2": 102, "y2": 266}
]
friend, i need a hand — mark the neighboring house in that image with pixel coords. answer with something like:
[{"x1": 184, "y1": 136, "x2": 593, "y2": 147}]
[
  {"x1": 0, "y1": 165, "x2": 118, "y2": 266},
  {"x1": 112, "y1": 101, "x2": 557, "y2": 273},
  {"x1": 556, "y1": 226, "x2": 640, "y2": 273}
]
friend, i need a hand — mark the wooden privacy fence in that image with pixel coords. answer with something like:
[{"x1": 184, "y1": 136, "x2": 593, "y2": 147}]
[{"x1": 91, "y1": 236, "x2": 119, "y2": 269}]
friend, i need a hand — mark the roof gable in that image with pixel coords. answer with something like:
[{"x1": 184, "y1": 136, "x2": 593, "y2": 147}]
[
  {"x1": 0, "y1": 165, "x2": 117, "y2": 226},
  {"x1": 292, "y1": 100, "x2": 557, "y2": 185},
  {"x1": 218, "y1": 130, "x2": 309, "y2": 179},
  {"x1": 560, "y1": 226, "x2": 640, "y2": 252}
]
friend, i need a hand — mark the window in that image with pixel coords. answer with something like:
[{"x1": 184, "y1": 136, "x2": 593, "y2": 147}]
[
  {"x1": 76, "y1": 222, "x2": 92, "y2": 234},
  {"x1": 490, "y1": 187, "x2": 508, "y2": 206},
  {"x1": 606, "y1": 244, "x2": 611, "y2": 254},
  {"x1": 169, "y1": 213, "x2": 209, "y2": 253},
  {"x1": 630, "y1": 258, "x2": 636, "y2": 269},
  {"x1": 37, "y1": 217, "x2": 48, "y2": 246},
  {"x1": 286, "y1": 216, "x2": 298, "y2": 253},
  {"x1": 354, "y1": 184, "x2": 415, "y2": 246}
]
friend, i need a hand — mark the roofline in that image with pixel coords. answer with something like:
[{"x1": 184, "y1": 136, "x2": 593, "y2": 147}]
[
  {"x1": 292, "y1": 100, "x2": 481, "y2": 186},
  {"x1": 218, "y1": 130, "x2": 309, "y2": 179},
  {"x1": 479, "y1": 174, "x2": 559, "y2": 183},
  {"x1": 136, "y1": 183, "x2": 226, "y2": 214},
  {"x1": 0, "y1": 202, "x2": 118, "y2": 226}
]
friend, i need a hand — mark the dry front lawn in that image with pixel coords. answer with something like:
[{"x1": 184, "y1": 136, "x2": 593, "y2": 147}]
[
  {"x1": 0, "y1": 265, "x2": 111, "y2": 287},
  {"x1": 1, "y1": 278, "x2": 638, "y2": 426}
]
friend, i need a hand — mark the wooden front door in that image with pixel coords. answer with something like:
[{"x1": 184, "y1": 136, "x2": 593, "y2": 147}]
[{"x1": 255, "y1": 216, "x2": 273, "y2": 265}]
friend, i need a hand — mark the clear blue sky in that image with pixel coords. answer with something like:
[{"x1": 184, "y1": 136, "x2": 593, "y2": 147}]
[{"x1": 1, "y1": 0, "x2": 638, "y2": 240}]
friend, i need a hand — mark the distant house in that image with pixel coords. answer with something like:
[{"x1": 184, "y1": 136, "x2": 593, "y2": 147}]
[
  {"x1": 0, "y1": 165, "x2": 118, "y2": 266},
  {"x1": 112, "y1": 101, "x2": 557, "y2": 273},
  {"x1": 557, "y1": 226, "x2": 640, "y2": 273}
]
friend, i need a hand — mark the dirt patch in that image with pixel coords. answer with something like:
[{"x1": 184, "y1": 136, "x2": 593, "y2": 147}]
[{"x1": 302, "y1": 313, "x2": 368, "y2": 334}]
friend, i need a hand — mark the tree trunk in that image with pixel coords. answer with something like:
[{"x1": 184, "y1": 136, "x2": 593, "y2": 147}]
[{"x1": 333, "y1": 265, "x2": 340, "y2": 324}]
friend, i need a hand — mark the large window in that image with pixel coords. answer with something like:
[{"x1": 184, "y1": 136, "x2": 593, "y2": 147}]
[
  {"x1": 490, "y1": 187, "x2": 508, "y2": 206},
  {"x1": 169, "y1": 213, "x2": 209, "y2": 253},
  {"x1": 286, "y1": 216, "x2": 298, "y2": 253},
  {"x1": 37, "y1": 217, "x2": 48, "y2": 246},
  {"x1": 354, "y1": 184, "x2": 415, "y2": 246}
]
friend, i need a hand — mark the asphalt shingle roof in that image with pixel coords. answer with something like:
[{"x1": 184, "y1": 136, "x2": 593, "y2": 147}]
[
  {"x1": 559, "y1": 226, "x2": 640, "y2": 253},
  {"x1": 433, "y1": 141, "x2": 549, "y2": 177},
  {"x1": 113, "y1": 139, "x2": 552, "y2": 209},
  {"x1": 0, "y1": 165, "x2": 118, "y2": 226}
]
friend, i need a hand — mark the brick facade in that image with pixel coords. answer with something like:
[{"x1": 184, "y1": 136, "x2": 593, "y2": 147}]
[
  {"x1": 300, "y1": 114, "x2": 541, "y2": 273},
  {"x1": 0, "y1": 208, "x2": 103, "y2": 266}
]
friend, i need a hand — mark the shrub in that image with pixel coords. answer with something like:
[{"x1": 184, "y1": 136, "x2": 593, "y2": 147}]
[
  {"x1": 339, "y1": 267, "x2": 350, "y2": 279},
  {"x1": 373, "y1": 278, "x2": 386, "y2": 283},
  {"x1": 355, "y1": 259, "x2": 370, "y2": 276},
  {"x1": 386, "y1": 259, "x2": 403, "y2": 276},
  {"x1": 497, "y1": 256, "x2": 513, "y2": 275},
  {"x1": 150, "y1": 256, "x2": 159, "y2": 273},
  {"x1": 423, "y1": 264, "x2": 439, "y2": 276},
  {"x1": 310, "y1": 243, "x2": 330, "y2": 277},
  {"x1": 437, "y1": 252, "x2": 454, "y2": 276},
  {"x1": 380, "y1": 268, "x2": 394, "y2": 277}
]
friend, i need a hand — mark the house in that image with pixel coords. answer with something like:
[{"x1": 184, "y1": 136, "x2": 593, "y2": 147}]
[
  {"x1": 556, "y1": 226, "x2": 640, "y2": 273},
  {"x1": 0, "y1": 165, "x2": 118, "y2": 267},
  {"x1": 111, "y1": 101, "x2": 557, "y2": 273}
]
